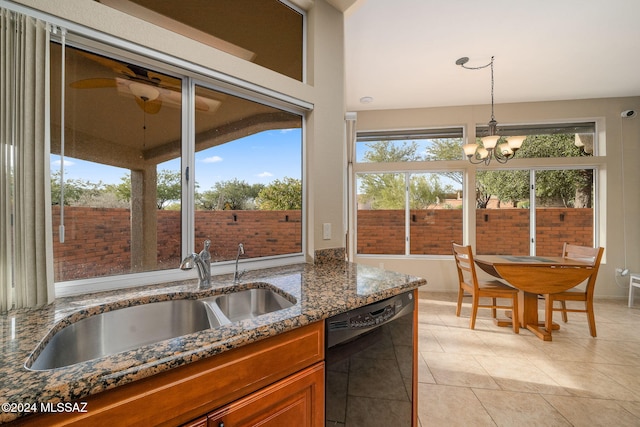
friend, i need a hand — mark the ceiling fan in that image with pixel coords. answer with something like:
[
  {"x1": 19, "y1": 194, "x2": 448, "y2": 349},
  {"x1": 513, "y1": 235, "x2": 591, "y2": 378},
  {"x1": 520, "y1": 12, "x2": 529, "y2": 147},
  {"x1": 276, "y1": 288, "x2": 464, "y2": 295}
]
[{"x1": 70, "y1": 51, "x2": 220, "y2": 114}]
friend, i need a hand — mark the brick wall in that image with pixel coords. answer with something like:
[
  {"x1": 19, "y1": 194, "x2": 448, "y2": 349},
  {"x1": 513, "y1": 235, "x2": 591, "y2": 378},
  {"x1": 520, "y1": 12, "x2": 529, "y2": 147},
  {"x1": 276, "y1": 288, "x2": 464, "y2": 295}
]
[
  {"x1": 52, "y1": 207, "x2": 301, "y2": 281},
  {"x1": 357, "y1": 208, "x2": 593, "y2": 256},
  {"x1": 52, "y1": 206, "x2": 592, "y2": 281}
]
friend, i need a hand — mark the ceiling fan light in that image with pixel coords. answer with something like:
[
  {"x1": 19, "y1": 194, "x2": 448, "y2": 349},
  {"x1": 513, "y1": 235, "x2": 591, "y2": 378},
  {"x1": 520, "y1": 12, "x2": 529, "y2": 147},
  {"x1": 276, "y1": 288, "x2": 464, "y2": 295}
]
[{"x1": 129, "y1": 82, "x2": 160, "y2": 101}]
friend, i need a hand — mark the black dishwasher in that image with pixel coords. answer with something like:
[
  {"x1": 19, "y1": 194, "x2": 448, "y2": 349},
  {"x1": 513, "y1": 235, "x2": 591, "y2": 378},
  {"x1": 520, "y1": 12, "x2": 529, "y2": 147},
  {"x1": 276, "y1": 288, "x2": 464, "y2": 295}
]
[{"x1": 325, "y1": 291, "x2": 415, "y2": 426}]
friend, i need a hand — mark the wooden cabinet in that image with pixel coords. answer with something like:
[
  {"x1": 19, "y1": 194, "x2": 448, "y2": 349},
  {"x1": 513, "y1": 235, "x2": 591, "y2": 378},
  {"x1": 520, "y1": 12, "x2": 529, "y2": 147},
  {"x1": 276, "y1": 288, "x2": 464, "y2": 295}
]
[
  {"x1": 15, "y1": 322, "x2": 324, "y2": 426},
  {"x1": 207, "y1": 363, "x2": 324, "y2": 427}
]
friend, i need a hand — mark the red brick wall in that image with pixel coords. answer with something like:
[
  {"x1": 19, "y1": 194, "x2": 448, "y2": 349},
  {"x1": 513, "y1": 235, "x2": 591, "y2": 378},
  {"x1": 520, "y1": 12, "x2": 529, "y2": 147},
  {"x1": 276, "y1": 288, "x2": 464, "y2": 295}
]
[
  {"x1": 52, "y1": 206, "x2": 592, "y2": 281},
  {"x1": 357, "y1": 208, "x2": 593, "y2": 256},
  {"x1": 52, "y1": 207, "x2": 301, "y2": 281}
]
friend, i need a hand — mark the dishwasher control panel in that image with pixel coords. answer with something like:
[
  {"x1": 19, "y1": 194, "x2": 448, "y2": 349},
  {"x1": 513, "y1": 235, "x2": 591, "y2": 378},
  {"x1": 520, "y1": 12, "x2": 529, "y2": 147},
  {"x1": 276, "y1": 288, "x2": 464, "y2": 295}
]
[
  {"x1": 349, "y1": 303, "x2": 396, "y2": 328},
  {"x1": 326, "y1": 291, "x2": 414, "y2": 348}
]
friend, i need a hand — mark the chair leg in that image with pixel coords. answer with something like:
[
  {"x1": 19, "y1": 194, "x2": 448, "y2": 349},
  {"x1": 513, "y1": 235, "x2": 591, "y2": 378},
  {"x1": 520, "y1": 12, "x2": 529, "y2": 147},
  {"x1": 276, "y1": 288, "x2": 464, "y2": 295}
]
[
  {"x1": 545, "y1": 294, "x2": 554, "y2": 335},
  {"x1": 470, "y1": 294, "x2": 479, "y2": 330},
  {"x1": 560, "y1": 300, "x2": 568, "y2": 322},
  {"x1": 456, "y1": 288, "x2": 464, "y2": 317},
  {"x1": 586, "y1": 300, "x2": 597, "y2": 337},
  {"x1": 511, "y1": 294, "x2": 519, "y2": 334},
  {"x1": 491, "y1": 298, "x2": 497, "y2": 319}
]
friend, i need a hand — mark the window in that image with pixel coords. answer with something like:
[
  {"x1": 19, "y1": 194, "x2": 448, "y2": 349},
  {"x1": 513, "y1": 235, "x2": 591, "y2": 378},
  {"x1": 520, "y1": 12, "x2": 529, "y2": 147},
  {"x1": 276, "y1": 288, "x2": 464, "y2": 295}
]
[
  {"x1": 355, "y1": 128, "x2": 464, "y2": 256},
  {"x1": 50, "y1": 42, "x2": 304, "y2": 284},
  {"x1": 355, "y1": 172, "x2": 462, "y2": 256},
  {"x1": 354, "y1": 123, "x2": 599, "y2": 258},
  {"x1": 474, "y1": 123, "x2": 597, "y2": 256},
  {"x1": 356, "y1": 128, "x2": 464, "y2": 162},
  {"x1": 193, "y1": 85, "x2": 302, "y2": 261}
]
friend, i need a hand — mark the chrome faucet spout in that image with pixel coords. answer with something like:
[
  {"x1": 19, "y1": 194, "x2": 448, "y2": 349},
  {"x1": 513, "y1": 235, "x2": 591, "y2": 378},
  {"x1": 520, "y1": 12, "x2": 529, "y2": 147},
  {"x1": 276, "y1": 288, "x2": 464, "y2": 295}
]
[
  {"x1": 234, "y1": 243, "x2": 246, "y2": 283},
  {"x1": 180, "y1": 240, "x2": 212, "y2": 287}
]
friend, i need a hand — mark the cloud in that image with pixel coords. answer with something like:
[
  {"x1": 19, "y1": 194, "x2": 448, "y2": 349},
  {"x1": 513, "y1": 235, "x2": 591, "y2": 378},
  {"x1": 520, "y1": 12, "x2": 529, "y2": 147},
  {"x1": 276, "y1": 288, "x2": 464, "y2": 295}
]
[
  {"x1": 257, "y1": 171, "x2": 273, "y2": 178},
  {"x1": 202, "y1": 155, "x2": 223, "y2": 163}
]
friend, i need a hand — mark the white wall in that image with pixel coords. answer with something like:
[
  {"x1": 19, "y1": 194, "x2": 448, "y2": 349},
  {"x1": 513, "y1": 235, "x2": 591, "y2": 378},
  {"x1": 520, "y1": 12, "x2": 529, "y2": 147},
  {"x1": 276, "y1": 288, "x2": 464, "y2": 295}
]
[{"x1": 354, "y1": 97, "x2": 640, "y2": 298}]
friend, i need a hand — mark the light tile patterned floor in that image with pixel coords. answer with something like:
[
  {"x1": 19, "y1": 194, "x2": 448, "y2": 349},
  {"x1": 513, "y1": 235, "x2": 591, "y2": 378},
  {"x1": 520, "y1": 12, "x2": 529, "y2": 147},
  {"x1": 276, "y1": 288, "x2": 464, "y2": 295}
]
[{"x1": 417, "y1": 292, "x2": 640, "y2": 426}]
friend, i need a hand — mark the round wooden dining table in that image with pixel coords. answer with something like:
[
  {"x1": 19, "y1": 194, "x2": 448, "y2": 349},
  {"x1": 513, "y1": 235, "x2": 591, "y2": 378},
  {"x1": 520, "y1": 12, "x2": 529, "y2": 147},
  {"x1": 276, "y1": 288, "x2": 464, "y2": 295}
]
[{"x1": 473, "y1": 255, "x2": 595, "y2": 341}]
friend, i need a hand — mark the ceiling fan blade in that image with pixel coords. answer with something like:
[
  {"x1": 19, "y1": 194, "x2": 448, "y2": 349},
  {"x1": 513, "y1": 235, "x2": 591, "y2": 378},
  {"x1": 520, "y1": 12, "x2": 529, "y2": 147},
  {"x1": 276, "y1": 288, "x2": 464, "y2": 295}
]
[
  {"x1": 135, "y1": 96, "x2": 163, "y2": 114},
  {"x1": 70, "y1": 78, "x2": 117, "y2": 89},
  {"x1": 79, "y1": 51, "x2": 136, "y2": 78}
]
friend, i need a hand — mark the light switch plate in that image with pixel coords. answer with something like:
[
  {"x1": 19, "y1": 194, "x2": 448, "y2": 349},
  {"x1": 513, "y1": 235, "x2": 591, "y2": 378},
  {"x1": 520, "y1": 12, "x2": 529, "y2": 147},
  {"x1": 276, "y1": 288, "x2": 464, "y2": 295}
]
[{"x1": 322, "y1": 223, "x2": 331, "y2": 240}]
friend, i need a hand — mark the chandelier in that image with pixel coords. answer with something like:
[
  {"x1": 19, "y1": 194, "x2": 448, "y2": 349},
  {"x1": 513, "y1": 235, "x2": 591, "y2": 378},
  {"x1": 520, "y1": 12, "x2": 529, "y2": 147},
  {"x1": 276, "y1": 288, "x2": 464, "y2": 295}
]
[{"x1": 456, "y1": 56, "x2": 526, "y2": 165}]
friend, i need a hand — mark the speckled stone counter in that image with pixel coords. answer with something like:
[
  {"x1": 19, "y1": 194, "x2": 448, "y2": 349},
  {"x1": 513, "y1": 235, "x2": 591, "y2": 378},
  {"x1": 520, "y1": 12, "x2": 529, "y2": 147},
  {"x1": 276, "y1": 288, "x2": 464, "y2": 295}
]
[{"x1": 0, "y1": 260, "x2": 425, "y2": 423}]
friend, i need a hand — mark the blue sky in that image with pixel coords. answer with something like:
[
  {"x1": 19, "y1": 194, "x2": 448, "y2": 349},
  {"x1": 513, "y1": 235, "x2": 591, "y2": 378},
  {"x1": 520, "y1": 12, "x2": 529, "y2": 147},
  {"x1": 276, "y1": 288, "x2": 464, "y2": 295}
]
[{"x1": 51, "y1": 128, "x2": 301, "y2": 191}]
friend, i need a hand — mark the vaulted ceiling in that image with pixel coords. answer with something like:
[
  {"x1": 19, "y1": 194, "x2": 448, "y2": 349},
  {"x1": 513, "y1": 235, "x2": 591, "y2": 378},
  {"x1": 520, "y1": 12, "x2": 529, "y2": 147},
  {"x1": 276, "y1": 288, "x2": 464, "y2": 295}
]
[{"x1": 344, "y1": 0, "x2": 640, "y2": 111}]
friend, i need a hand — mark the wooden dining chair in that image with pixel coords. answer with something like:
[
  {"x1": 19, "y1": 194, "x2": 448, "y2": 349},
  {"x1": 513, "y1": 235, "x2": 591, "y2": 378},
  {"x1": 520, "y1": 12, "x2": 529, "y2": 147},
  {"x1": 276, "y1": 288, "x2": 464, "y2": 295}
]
[
  {"x1": 452, "y1": 243, "x2": 519, "y2": 333},
  {"x1": 544, "y1": 243, "x2": 604, "y2": 337}
]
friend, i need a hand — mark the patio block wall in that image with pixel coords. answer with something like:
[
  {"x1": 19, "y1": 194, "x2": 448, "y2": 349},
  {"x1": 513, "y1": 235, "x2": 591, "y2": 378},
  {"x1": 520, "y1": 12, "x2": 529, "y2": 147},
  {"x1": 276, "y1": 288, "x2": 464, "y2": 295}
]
[
  {"x1": 357, "y1": 208, "x2": 593, "y2": 256},
  {"x1": 52, "y1": 207, "x2": 301, "y2": 281},
  {"x1": 52, "y1": 206, "x2": 592, "y2": 281}
]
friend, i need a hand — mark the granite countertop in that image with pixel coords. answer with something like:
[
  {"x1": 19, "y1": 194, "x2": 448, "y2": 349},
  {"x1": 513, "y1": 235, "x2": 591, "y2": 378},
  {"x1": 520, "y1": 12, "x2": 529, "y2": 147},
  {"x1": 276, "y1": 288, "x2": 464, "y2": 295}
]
[{"x1": 0, "y1": 260, "x2": 425, "y2": 423}]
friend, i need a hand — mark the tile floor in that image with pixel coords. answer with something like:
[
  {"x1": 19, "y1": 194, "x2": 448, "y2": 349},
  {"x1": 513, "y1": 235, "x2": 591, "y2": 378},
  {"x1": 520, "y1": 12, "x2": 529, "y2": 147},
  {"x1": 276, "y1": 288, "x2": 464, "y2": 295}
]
[{"x1": 417, "y1": 292, "x2": 640, "y2": 426}]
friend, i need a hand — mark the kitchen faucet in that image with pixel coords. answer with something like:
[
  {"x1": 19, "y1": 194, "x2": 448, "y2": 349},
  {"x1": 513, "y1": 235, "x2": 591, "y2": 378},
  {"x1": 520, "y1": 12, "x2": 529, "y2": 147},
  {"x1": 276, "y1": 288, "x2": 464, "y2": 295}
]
[
  {"x1": 180, "y1": 240, "x2": 211, "y2": 287},
  {"x1": 234, "y1": 243, "x2": 246, "y2": 283}
]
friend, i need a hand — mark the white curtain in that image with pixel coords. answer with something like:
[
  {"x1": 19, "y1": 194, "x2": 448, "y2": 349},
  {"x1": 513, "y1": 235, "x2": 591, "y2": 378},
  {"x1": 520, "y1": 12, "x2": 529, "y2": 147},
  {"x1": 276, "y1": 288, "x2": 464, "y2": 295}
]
[{"x1": 0, "y1": 8, "x2": 54, "y2": 311}]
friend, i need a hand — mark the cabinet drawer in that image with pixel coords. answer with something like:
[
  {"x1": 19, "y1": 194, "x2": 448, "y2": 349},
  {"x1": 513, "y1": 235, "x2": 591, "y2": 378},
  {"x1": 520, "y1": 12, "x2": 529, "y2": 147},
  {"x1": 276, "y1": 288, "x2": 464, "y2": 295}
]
[{"x1": 208, "y1": 362, "x2": 324, "y2": 427}]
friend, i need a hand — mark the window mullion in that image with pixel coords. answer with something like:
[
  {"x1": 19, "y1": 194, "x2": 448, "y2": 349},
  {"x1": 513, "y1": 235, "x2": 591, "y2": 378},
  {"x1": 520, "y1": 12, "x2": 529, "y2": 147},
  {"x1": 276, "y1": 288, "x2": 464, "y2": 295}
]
[
  {"x1": 181, "y1": 77, "x2": 195, "y2": 258},
  {"x1": 530, "y1": 170, "x2": 536, "y2": 256},
  {"x1": 405, "y1": 173, "x2": 410, "y2": 255}
]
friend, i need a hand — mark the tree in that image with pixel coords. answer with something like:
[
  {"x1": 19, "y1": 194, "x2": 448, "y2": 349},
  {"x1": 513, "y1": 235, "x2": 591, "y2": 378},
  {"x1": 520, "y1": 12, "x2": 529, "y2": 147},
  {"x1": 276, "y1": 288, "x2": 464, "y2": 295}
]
[
  {"x1": 358, "y1": 140, "x2": 455, "y2": 209},
  {"x1": 363, "y1": 140, "x2": 423, "y2": 162},
  {"x1": 50, "y1": 171, "x2": 105, "y2": 206},
  {"x1": 156, "y1": 170, "x2": 182, "y2": 209},
  {"x1": 479, "y1": 134, "x2": 592, "y2": 208},
  {"x1": 197, "y1": 179, "x2": 265, "y2": 210},
  {"x1": 256, "y1": 177, "x2": 302, "y2": 210},
  {"x1": 107, "y1": 169, "x2": 182, "y2": 209},
  {"x1": 410, "y1": 174, "x2": 454, "y2": 209}
]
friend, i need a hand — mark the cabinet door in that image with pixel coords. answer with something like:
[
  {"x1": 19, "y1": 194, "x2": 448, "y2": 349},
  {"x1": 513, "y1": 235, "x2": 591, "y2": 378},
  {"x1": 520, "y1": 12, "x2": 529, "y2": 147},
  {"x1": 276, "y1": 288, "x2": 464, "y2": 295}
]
[{"x1": 208, "y1": 362, "x2": 324, "y2": 427}]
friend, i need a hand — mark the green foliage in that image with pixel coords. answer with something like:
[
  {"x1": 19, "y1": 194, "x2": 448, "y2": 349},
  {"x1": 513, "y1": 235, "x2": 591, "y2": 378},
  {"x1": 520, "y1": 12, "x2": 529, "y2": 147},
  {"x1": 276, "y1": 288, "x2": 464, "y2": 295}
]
[
  {"x1": 478, "y1": 170, "x2": 529, "y2": 207},
  {"x1": 358, "y1": 141, "x2": 456, "y2": 209},
  {"x1": 50, "y1": 170, "x2": 107, "y2": 206},
  {"x1": 155, "y1": 170, "x2": 182, "y2": 210},
  {"x1": 479, "y1": 134, "x2": 593, "y2": 208},
  {"x1": 108, "y1": 174, "x2": 132, "y2": 203},
  {"x1": 424, "y1": 138, "x2": 464, "y2": 162},
  {"x1": 197, "y1": 179, "x2": 265, "y2": 210},
  {"x1": 362, "y1": 140, "x2": 423, "y2": 162},
  {"x1": 359, "y1": 173, "x2": 405, "y2": 209},
  {"x1": 256, "y1": 177, "x2": 302, "y2": 210},
  {"x1": 410, "y1": 174, "x2": 454, "y2": 209}
]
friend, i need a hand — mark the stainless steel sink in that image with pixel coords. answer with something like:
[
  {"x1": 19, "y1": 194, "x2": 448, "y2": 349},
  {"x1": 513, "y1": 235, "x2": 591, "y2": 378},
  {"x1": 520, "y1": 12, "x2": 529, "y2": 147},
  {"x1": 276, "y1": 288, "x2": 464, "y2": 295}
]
[
  {"x1": 28, "y1": 299, "x2": 216, "y2": 371},
  {"x1": 27, "y1": 287, "x2": 296, "y2": 371},
  {"x1": 204, "y1": 288, "x2": 296, "y2": 324}
]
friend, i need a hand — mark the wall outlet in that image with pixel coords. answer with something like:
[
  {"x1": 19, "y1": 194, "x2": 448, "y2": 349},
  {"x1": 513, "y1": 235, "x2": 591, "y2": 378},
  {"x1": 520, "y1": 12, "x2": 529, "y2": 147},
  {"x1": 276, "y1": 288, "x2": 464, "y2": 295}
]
[{"x1": 322, "y1": 223, "x2": 331, "y2": 240}]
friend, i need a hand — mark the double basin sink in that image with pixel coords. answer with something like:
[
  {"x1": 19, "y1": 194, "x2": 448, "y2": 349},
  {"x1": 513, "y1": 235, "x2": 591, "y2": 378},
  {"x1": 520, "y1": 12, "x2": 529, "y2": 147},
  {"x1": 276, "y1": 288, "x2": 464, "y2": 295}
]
[{"x1": 27, "y1": 286, "x2": 296, "y2": 371}]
